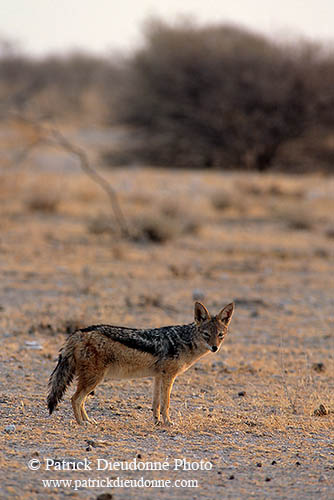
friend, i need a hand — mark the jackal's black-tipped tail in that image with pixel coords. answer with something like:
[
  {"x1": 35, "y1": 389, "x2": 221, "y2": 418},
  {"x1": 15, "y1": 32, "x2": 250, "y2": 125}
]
[{"x1": 47, "y1": 350, "x2": 75, "y2": 415}]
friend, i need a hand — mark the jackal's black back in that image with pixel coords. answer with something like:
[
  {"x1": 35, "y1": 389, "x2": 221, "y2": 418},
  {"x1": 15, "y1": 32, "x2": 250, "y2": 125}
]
[{"x1": 79, "y1": 323, "x2": 198, "y2": 359}]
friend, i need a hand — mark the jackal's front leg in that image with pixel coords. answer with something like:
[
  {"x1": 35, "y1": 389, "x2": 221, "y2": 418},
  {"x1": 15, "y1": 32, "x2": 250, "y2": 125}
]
[
  {"x1": 152, "y1": 376, "x2": 161, "y2": 424},
  {"x1": 160, "y1": 375, "x2": 176, "y2": 426}
]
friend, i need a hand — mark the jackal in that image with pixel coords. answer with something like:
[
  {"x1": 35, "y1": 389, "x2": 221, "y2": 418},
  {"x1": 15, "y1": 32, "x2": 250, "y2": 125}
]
[{"x1": 47, "y1": 301, "x2": 234, "y2": 426}]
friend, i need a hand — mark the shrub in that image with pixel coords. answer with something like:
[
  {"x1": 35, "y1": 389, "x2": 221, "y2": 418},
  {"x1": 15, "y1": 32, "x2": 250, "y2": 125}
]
[
  {"x1": 87, "y1": 214, "x2": 113, "y2": 235},
  {"x1": 278, "y1": 208, "x2": 314, "y2": 231},
  {"x1": 87, "y1": 209, "x2": 199, "y2": 244},
  {"x1": 25, "y1": 192, "x2": 60, "y2": 213},
  {"x1": 0, "y1": 43, "x2": 120, "y2": 121},
  {"x1": 111, "y1": 19, "x2": 329, "y2": 170},
  {"x1": 131, "y1": 212, "x2": 199, "y2": 243},
  {"x1": 211, "y1": 189, "x2": 246, "y2": 213}
]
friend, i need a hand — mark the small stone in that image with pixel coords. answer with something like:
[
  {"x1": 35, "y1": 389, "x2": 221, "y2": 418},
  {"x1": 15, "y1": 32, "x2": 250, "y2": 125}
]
[
  {"x1": 228, "y1": 475, "x2": 234, "y2": 480},
  {"x1": 271, "y1": 460, "x2": 277, "y2": 465},
  {"x1": 24, "y1": 340, "x2": 43, "y2": 350},
  {"x1": 96, "y1": 494, "x2": 113, "y2": 500},
  {"x1": 86, "y1": 440, "x2": 97, "y2": 448},
  {"x1": 137, "y1": 453, "x2": 142, "y2": 459},
  {"x1": 265, "y1": 477, "x2": 271, "y2": 482},
  {"x1": 245, "y1": 420, "x2": 256, "y2": 427},
  {"x1": 5, "y1": 424, "x2": 15, "y2": 433},
  {"x1": 312, "y1": 362, "x2": 325, "y2": 372},
  {"x1": 296, "y1": 461, "x2": 301, "y2": 466},
  {"x1": 238, "y1": 391, "x2": 246, "y2": 397},
  {"x1": 256, "y1": 462, "x2": 262, "y2": 467},
  {"x1": 192, "y1": 289, "x2": 205, "y2": 301},
  {"x1": 314, "y1": 404, "x2": 329, "y2": 416}
]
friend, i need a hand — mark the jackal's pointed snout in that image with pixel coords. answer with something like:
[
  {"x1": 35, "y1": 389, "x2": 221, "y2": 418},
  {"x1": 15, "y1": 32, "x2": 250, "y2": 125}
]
[{"x1": 204, "y1": 341, "x2": 219, "y2": 353}]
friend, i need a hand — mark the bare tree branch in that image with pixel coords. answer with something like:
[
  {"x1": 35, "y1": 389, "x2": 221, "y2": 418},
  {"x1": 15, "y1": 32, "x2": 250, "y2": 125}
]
[
  {"x1": 5, "y1": 112, "x2": 130, "y2": 238},
  {"x1": 49, "y1": 128, "x2": 130, "y2": 237}
]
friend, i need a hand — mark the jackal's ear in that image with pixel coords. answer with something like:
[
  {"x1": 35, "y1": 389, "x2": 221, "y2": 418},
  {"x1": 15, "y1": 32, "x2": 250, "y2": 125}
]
[
  {"x1": 217, "y1": 302, "x2": 235, "y2": 325},
  {"x1": 194, "y1": 302, "x2": 210, "y2": 324}
]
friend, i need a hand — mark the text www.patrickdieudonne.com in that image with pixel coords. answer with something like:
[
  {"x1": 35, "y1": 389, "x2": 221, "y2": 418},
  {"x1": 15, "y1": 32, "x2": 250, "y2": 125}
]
[{"x1": 41, "y1": 477, "x2": 199, "y2": 490}]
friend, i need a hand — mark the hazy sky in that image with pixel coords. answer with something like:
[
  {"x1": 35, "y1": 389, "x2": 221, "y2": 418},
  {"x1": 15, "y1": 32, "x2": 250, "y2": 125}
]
[{"x1": 1, "y1": 0, "x2": 333, "y2": 56}]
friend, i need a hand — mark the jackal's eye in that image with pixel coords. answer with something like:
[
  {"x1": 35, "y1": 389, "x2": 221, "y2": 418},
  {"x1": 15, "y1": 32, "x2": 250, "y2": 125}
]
[{"x1": 218, "y1": 333, "x2": 224, "y2": 339}]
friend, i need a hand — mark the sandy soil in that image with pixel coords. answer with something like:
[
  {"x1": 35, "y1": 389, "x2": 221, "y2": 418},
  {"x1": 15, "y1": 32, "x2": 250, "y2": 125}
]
[{"x1": 1, "y1": 136, "x2": 334, "y2": 499}]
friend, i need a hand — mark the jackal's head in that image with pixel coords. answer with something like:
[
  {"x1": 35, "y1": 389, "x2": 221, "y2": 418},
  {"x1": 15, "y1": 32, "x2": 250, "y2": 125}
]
[{"x1": 194, "y1": 301, "x2": 234, "y2": 353}]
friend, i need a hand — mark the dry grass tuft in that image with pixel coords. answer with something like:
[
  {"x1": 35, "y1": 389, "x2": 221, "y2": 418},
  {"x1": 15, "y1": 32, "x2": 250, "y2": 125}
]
[
  {"x1": 285, "y1": 212, "x2": 314, "y2": 231},
  {"x1": 25, "y1": 192, "x2": 60, "y2": 213},
  {"x1": 87, "y1": 204, "x2": 199, "y2": 243},
  {"x1": 325, "y1": 227, "x2": 334, "y2": 239},
  {"x1": 211, "y1": 190, "x2": 236, "y2": 211},
  {"x1": 130, "y1": 210, "x2": 199, "y2": 244},
  {"x1": 87, "y1": 213, "x2": 113, "y2": 235},
  {"x1": 236, "y1": 179, "x2": 305, "y2": 199},
  {"x1": 131, "y1": 214, "x2": 183, "y2": 243},
  {"x1": 273, "y1": 206, "x2": 315, "y2": 231}
]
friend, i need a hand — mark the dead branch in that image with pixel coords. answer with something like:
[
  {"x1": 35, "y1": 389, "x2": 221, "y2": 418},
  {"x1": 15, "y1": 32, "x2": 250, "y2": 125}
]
[
  {"x1": 5, "y1": 112, "x2": 130, "y2": 238},
  {"x1": 49, "y1": 127, "x2": 130, "y2": 237}
]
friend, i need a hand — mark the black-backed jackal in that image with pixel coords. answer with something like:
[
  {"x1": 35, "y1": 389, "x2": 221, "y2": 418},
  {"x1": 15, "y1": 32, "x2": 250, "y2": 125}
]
[{"x1": 47, "y1": 301, "x2": 234, "y2": 426}]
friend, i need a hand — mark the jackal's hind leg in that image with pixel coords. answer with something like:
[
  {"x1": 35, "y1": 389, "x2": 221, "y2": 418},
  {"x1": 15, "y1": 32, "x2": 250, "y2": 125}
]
[{"x1": 71, "y1": 371, "x2": 104, "y2": 425}]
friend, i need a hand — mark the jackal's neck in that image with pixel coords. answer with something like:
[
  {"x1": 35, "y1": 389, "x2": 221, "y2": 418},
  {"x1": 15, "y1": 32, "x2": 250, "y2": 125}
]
[
  {"x1": 167, "y1": 322, "x2": 206, "y2": 351},
  {"x1": 175, "y1": 322, "x2": 213, "y2": 359}
]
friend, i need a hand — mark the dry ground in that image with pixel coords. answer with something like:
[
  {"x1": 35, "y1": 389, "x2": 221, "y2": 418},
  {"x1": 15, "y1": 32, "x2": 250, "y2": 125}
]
[{"x1": 0, "y1": 130, "x2": 334, "y2": 499}]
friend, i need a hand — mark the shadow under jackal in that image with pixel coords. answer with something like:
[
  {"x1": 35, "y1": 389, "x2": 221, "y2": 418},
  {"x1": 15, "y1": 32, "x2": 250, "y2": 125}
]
[{"x1": 47, "y1": 301, "x2": 234, "y2": 426}]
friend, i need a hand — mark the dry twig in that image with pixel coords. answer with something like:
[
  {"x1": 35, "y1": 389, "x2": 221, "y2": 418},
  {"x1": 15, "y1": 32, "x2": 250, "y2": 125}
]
[{"x1": 5, "y1": 112, "x2": 130, "y2": 237}]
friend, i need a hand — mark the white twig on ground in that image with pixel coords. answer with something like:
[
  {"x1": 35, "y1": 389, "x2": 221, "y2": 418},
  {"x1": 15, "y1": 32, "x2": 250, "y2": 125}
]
[{"x1": 279, "y1": 330, "x2": 298, "y2": 415}]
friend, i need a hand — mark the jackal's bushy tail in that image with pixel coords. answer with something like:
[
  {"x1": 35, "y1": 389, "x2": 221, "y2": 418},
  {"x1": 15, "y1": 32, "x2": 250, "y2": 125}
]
[{"x1": 47, "y1": 344, "x2": 76, "y2": 415}]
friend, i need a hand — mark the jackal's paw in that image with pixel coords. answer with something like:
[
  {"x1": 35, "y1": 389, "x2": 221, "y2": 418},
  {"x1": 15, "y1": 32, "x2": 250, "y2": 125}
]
[
  {"x1": 88, "y1": 418, "x2": 98, "y2": 425},
  {"x1": 163, "y1": 420, "x2": 174, "y2": 427},
  {"x1": 83, "y1": 418, "x2": 97, "y2": 426},
  {"x1": 154, "y1": 418, "x2": 161, "y2": 426}
]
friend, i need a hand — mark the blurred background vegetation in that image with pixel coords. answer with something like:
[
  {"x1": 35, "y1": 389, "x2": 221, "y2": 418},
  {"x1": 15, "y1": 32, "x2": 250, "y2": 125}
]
[{"x1": 1, "y1": 19, "x2": 334, "y2": 172}]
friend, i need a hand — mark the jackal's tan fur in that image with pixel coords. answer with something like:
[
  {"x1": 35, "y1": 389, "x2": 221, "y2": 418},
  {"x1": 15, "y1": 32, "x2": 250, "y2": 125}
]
[{"x1": 47, "y1": 301, "x2": 234, "y2": 426}]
